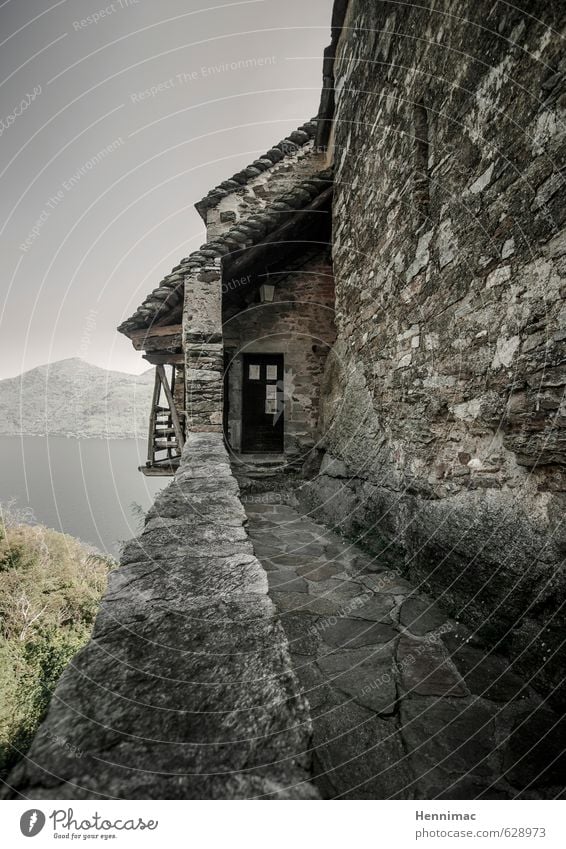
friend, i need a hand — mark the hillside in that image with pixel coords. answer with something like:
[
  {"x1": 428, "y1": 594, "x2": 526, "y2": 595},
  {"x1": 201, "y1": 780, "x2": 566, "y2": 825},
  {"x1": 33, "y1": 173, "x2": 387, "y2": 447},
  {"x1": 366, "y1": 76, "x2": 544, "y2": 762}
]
[
  {"x1": 0, "y1": 358, "x2": 154, "y2": 438},
  {"x1": 0, "y1": 513, "x2": 114, "y2": 778}
]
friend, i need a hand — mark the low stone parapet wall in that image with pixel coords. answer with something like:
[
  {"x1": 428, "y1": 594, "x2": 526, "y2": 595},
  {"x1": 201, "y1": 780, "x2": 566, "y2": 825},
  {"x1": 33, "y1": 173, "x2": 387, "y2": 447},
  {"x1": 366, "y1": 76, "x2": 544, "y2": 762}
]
[{"x1": 3, "y1": 433, "x2": 317, "y2": 799}]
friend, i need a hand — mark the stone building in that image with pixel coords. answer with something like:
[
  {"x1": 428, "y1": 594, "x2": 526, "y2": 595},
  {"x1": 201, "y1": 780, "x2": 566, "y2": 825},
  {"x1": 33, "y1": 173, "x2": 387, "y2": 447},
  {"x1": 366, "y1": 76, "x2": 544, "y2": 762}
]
[
  {"x1": 118, "y1": 121, "x2": 335, "y2": 471},
  {"x1": 4, "y1": 0, "x2": 565, "y2": 800}
]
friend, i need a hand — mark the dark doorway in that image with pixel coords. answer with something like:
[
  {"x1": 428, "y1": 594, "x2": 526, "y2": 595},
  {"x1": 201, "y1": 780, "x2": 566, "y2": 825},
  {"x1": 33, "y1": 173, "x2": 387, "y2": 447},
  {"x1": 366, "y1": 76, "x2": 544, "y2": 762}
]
[{"x1": 242, "y1": 354, "x2": 284, "y2": 453}]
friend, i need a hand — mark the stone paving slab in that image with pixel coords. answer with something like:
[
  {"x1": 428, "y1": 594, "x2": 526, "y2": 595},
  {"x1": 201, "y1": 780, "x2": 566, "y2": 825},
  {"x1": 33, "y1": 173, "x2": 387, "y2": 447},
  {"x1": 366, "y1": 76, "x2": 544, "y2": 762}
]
[
  {"x1": 398, "y1": 636, "x2": 470, "y2": 698},
  {"x1": 312, "y1": 702, "x2": 412, "y2": 800},
  {"x1": 317, "y1": 647, "x2": 397, "y2": 715},
  {"x1": 245, "y1": 495, "x2": 566, "y2": 800},
  {"x1": 321, "y1": 618, "x2": 398, "y2": 649}
]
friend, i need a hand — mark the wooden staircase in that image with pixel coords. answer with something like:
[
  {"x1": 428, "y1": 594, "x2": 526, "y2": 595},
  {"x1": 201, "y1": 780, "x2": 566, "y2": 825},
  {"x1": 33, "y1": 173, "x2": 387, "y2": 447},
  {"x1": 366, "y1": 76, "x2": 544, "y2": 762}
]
[{"x1": 140, "y1": 365, "x2": 185, "y2": 475}]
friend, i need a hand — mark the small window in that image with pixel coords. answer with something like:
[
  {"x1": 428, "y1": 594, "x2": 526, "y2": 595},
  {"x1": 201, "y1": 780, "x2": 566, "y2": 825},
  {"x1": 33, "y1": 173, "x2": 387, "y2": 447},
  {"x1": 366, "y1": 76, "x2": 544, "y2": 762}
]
[
  {"x1": 266, "y1": 365, "x2": 278, "y2": 381},
  {"x1": 249, "y1": 364, "x2": 260, "y2": 380}
]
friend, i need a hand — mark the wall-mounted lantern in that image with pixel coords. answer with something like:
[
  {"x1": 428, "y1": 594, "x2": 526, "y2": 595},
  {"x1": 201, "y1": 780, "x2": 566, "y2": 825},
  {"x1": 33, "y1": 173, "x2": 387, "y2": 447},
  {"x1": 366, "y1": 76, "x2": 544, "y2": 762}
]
[{"x1": 259, "y1": 282, "x2": 275, "y2": 303}]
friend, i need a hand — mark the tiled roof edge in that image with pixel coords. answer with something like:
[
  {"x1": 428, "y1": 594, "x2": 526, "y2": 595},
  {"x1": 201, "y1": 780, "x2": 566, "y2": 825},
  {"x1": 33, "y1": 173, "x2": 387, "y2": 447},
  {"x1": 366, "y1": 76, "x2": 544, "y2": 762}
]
[
  {"x1": 118, "y1": 168, "x2": 333, "y2": 336},
  {"x1": 194, "y1": 118, "x2": 319, "y2": 219}
]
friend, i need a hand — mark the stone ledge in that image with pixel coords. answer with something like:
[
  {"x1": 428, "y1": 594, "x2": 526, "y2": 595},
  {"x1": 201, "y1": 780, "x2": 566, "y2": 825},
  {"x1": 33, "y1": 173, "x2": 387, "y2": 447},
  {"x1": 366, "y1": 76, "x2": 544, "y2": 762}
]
[{"x1": 2, "y1": 433, "x2": 318, "y2": 800}]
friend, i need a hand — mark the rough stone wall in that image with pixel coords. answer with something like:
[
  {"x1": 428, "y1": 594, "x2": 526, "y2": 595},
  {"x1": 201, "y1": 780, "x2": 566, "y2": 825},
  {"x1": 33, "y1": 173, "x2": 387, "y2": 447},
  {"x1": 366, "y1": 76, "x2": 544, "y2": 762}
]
[
  {"x1": 223, "y1": 257, "x2": 336, "y2": 458},
  {"x1": 183, "y1": 265, "x2": 224, "y2": 433},
  {"x1": 305, "y1": 0, "x2": 566, "y2": 703},
  {"x1": 3, "y1": 433, "x2": 317, "y2": 800}
]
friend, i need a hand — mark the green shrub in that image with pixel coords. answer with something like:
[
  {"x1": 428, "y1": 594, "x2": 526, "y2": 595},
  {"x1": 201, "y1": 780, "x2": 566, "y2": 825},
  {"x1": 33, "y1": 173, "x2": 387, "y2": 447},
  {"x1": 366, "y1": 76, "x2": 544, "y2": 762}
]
[{"x1": 0, "y1": 518, "x2": 113, "y2": 779}]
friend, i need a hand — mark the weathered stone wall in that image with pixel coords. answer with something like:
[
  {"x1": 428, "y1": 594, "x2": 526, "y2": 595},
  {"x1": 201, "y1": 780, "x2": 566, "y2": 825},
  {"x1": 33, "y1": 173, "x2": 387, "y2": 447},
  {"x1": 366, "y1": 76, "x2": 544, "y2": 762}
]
[
  {"x1": 223, "y1": 256, "x2": 336, "y2": 458},
  {"x1": 183, "y1": 265, "x2": 224, "y2": 433},
  {"x1": 3, "y1": 433, "x2": 318, "y2": 800},
  {"x1": 305, "y1": 0, "x2": 566, "y2": 703}
]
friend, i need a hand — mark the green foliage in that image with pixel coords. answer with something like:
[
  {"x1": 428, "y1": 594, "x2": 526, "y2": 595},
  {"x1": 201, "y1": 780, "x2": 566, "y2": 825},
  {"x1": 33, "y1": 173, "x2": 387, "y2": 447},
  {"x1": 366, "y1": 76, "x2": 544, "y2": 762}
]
[{"x1": 0, "y1": 517, "x2": 114, "y2": 779}]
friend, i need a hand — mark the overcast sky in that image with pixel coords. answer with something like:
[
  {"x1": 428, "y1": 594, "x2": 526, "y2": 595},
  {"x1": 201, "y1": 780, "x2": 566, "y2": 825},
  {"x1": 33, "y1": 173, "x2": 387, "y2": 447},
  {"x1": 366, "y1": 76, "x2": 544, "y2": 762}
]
[{"x1": 0, "y1": 0, "x2": 333, "y2": 379}]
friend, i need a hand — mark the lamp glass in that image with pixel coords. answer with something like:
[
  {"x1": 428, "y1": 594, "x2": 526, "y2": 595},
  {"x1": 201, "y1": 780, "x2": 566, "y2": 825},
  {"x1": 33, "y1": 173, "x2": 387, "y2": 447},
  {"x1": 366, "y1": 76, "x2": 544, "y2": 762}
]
[{"x1": 259, "y1": 283, "x2": 275, "y2": 303}]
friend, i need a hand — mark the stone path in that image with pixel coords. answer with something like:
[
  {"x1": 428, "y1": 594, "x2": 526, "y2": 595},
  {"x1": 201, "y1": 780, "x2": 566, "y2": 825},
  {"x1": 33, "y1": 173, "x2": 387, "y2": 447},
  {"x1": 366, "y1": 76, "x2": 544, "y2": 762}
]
[{"x1": 244, "y1": 495, "x2": 566, "y2": 800}]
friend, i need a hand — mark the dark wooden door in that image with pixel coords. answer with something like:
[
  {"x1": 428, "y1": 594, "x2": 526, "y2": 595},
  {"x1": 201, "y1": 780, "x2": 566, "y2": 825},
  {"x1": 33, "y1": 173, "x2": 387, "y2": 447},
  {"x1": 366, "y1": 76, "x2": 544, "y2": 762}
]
[{"x1": 242, "y1": 354, "x2": 284, "y2": 453}]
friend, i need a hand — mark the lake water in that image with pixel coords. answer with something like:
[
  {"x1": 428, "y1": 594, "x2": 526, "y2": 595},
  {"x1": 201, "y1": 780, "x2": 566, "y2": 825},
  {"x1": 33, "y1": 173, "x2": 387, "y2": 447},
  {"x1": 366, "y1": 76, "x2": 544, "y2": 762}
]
[{"x1": 0, "y1": 437, "x2": 165, "y2": 556}]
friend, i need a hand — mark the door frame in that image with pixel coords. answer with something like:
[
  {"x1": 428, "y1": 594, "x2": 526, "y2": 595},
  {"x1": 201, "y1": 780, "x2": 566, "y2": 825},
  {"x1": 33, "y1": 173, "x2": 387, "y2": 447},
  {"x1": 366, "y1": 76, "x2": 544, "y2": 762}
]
[{"x1": 241, "y1": 353, "x2": 284, "y2": 454}]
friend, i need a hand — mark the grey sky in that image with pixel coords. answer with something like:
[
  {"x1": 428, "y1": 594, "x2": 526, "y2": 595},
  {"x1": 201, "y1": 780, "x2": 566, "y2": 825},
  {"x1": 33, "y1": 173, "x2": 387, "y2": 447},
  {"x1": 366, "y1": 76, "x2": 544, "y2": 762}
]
[{"x1": 0, "y1": 0, "x2": 333, "y2": 379}]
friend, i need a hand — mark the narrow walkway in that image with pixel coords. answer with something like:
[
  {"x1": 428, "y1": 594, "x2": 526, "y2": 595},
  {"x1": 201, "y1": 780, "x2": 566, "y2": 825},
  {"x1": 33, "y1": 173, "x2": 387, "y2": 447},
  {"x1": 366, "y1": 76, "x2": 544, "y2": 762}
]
[{"x1": 244, "y1": 495, "x2": 565, "y2": 800}]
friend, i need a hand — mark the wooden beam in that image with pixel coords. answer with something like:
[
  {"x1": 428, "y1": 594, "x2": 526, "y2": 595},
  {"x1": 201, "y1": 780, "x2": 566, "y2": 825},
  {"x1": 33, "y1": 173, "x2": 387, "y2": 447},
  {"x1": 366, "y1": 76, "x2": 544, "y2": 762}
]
[
  {"x1": 143, "y1": 352, "x2": 184, "y2": 365},
  {"x1": 130, "y1": 323, "x2": 182, "y2": 339},
  {"x1": 130, "y1": 324, "x2": 182, "y2": 352},
  {"x1": 156, "y1": 364, "x2": 185, "y2": 451},
  {"x1": 139, "y1": 464, "x2": 177, "y2": 477}
]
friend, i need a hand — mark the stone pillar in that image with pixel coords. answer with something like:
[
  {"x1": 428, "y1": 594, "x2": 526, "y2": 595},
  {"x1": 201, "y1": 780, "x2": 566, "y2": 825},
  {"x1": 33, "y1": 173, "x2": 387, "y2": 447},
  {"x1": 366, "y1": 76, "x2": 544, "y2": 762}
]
[{"x1": 183, "y1": 264, "x2": 223, "y2": 432}]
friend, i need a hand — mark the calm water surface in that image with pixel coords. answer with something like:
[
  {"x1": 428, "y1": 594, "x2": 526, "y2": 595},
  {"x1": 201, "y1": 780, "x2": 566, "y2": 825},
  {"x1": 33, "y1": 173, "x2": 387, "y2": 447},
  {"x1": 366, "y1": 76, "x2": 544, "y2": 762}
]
[{"x1": 0, "y1": 437, "x2": 164, "y2": 555}]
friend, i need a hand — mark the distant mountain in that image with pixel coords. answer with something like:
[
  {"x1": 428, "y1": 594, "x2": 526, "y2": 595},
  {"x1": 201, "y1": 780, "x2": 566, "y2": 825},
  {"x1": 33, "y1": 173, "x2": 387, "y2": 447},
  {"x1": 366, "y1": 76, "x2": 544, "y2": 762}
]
[{"x1": 0, "y1": 359, "x2": 154, "y2": 438}]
